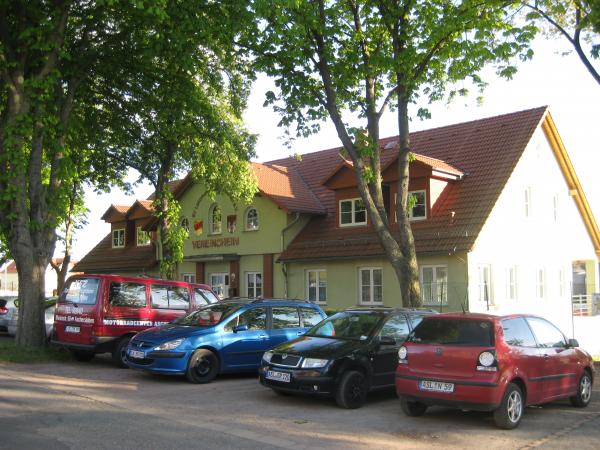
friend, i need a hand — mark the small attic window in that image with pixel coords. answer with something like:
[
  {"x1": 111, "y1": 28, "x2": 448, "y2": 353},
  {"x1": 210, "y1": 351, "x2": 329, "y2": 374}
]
[{"x1": 112, "y1": 229, "x2": 125, "y2": 248}]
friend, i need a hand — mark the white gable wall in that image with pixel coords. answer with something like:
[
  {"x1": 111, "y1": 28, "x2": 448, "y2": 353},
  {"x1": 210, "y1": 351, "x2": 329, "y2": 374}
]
[{"x1": 467, "y1": 125, "x2": 598, "y2": 339}]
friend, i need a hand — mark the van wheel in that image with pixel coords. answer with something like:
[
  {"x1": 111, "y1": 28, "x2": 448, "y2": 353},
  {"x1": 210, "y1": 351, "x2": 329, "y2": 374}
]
[
  {"x1": 186, "y1": 349, "x2": 219, "y2": 384},
  {"x1": 399, "y1": 397, "x2": 428, "y2": 416},
  {"x1": 335, "y1": 370, "x2": 368, "y2": 409},
  {"x1": 112, "y1": 337, "x2": 131, "y2": 368},
  {"x1": 71, "y1": 350, "x2": 94, "y2": 362},
  {"x1": 570, "y1": 372, "x2": 592, "y2": 407},
  {"x1": 493, "y1": 383, "x2": 524, "y2": 429}
]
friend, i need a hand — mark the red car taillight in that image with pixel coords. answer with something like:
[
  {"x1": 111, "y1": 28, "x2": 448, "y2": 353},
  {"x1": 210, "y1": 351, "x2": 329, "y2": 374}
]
[
  {"x1": 476, "y1": 350, "x2": 498, "y2": 372},
  {"x1": 0, "y1": 307, "x2": 8, "y2": 315}
]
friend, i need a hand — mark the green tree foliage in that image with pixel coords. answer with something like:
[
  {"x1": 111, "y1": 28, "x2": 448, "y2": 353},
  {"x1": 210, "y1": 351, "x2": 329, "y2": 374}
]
[
  {"x1": 249, "y1": 0, "x2": 535, "y2": 306},
  {"x1": 522, "y1": 0, "x2": 600, "y2": 84},
  {"x1": 0, "y1": 0, "x2": 164, "y2": 346},
  {"x1": 86, "y1": 0, "x2": 257, "y2": 279}
]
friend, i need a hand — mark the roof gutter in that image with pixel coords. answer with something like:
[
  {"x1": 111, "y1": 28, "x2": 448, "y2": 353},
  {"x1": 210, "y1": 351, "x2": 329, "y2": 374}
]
[{"x1": 542, "y1": 113, "x2": 600, "y2": 259}]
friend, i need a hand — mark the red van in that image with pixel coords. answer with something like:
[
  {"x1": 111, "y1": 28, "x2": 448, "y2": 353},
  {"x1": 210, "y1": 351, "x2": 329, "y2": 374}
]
[{"x1": 52, "y1": 274, "x2": 219, "y2": 367}]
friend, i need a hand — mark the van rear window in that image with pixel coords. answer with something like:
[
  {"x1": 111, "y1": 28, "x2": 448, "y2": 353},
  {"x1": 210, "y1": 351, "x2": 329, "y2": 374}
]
[
  {"x1": 61, "y1": 278, "x2": 99, "y2": 305},
  {"x1": 409, "y1": 318, "x2": 494, "y2": 346},
  {"x1": 195, "y1": 288, "x2": 219, "y2": 305}
]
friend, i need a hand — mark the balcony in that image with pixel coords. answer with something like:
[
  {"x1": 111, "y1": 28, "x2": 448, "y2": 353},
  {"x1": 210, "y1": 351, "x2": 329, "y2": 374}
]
[{"x1": 572, "y1": 294, "x2": 600, "y2": 316}]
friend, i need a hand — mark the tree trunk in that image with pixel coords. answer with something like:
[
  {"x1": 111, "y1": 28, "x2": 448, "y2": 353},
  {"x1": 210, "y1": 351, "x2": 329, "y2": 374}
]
[
  {"x1": 396, "y1": 94, "x2": 422, "y2": 307},
  {"x1": 15, "y1": 256, "x2": 48, "y2": 346},
  {"x1": 156, "y1": 142, "x2": 176, "y2": 280}
]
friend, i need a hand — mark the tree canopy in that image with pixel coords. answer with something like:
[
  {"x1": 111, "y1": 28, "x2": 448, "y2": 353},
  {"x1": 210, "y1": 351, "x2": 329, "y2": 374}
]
[
  {"x1": 86, "y1": 0, "x2": 257, "y2": 278},
  {"x1": 522, "y1": 0, "x2": 600, "y2": 85},
  {"x1": 249, "y1": 0, "x2": 535, "y2": 306}
]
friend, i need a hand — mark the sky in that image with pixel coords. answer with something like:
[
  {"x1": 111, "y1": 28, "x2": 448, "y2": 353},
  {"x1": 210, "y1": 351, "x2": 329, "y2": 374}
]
[{"x1": 71, "y1": 35, "x2": 600, "y2": 261}]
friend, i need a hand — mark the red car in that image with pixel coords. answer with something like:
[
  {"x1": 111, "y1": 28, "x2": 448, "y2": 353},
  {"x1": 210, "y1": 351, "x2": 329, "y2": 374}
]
[{"x1": 395, "y1": 313, "x2": 594, "y2": 429}]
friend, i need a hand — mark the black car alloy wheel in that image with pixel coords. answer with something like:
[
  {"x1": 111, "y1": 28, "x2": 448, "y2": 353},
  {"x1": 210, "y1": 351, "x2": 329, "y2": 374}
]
[{"x1": 336, "y1": 370, "x2": 368, "y2": 409}]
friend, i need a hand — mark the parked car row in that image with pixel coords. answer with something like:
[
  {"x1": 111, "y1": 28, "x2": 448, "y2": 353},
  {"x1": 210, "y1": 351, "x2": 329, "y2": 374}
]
[{"x1": 46, "y1": 274, "x2": 594, "y2": 430}]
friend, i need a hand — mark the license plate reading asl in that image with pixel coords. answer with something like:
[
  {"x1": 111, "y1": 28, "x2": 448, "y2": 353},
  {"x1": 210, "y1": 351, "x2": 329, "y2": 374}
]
[
  {"x1": 65, "y1": 325, "x2": 80, "y2": 333},
  {"x1": 419, "y1": 380, "x2": 454, "y2": 393},
  {"x1": 266, "y1": 370, "x2": 291, "y2": 383}
]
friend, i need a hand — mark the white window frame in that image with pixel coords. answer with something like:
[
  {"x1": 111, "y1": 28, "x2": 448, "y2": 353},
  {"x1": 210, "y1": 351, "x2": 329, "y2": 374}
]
[
  {"x1": 136, "y1": 226, "x2": 151, "y2": 246},
  {"x1": 358, "y1": 267, "x2": 383, "y2": 305},
  {"x1": 505, "y1": 266, "x2": 518, "y2": 301},
  {"x1": 246, "y1": 272, "x2": 263, "y2": 298},
  {"x1": 339, "y1": 198, "x2": 367, "y2": 227},
  {"x1": 419, "y1": 265, "x2": 448, "y2": 305},
  {"x1": 210, "y1": 204, "x2": 222, "y2": 235},
  {"x1": 306, "y1": 269, "x2": 327, "y2": 304},
  {"x1": 477, "y1": 264, "x2": 493, "y2": 304},
  {"x1": 524, "y1": 187, "x2": 532, "y2": 218},
  {"x1": 558, "y1": 268, "x2": 566, "y2": 297},
  {"x1": 245, "y1": 207, "x2": 259, "y2": 231},
  {"x1": 536, "y1": 267, "x2": 546, "y2": 299},
  {"x1": 209, "y1": 273, "x2": 229, "y2": 299},
  {"x1": 408, "y1": 190, "x2": 427, "y2": 221},
  {"x1": 182, "y1": 273, "x2": 195, "y2": 284},
  {"x1": 112, "y1": 228, "x2": 125, "y2": 248}
]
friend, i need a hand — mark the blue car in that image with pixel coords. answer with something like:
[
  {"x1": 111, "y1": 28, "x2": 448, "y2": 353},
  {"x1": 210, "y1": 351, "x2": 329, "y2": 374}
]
[{"x1": 125, "y1": 299, "x2": 326, "y2": 383}]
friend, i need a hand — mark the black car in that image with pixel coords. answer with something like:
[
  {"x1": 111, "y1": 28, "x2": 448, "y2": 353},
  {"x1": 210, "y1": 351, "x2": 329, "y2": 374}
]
[{"x1": 259, "y1": 306, "x2": 434, "y2": 408}]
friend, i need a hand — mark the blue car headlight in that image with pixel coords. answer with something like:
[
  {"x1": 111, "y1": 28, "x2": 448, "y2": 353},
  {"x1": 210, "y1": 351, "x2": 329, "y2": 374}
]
[{"x1": 153, "y1": 338, "x2": 184, "y2": 351}]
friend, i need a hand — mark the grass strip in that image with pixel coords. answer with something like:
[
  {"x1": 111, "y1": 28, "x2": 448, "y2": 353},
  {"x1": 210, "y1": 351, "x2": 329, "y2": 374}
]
[{"x1": 0, "y1": 341, "x2": 72, "y2": 363}]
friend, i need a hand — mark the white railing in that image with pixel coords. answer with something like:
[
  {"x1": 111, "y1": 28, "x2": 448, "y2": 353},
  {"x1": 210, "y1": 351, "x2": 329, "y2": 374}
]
[{"x1": 572, "y1": 294, "x2": 599, "y2": 316}]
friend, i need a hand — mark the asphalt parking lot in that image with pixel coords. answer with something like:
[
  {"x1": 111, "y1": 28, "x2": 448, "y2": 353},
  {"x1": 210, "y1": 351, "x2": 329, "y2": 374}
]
[{"x1": 1, "y1": 336, "x2": 599, "y2": 449}]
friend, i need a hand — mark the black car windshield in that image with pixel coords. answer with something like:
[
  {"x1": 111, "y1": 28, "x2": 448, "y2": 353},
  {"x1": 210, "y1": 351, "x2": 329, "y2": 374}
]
[
  {"x1": 305, "y1": 311, "x2": 381, "y2": 341},
  {"x1": 408, "y1": 318, "x2": 494, "y2": 346},
  {"x1": 174, "y1": 303, "x2": 242, "y2": 327}
]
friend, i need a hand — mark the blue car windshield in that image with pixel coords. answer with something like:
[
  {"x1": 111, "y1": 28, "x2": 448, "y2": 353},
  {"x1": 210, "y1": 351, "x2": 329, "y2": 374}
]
[
  {"x1": 305, "y1": 312, "x2": 381, "y2": 341},
  {"x1": 174, "y1": 303, "x2": 242, "y2": 327}
]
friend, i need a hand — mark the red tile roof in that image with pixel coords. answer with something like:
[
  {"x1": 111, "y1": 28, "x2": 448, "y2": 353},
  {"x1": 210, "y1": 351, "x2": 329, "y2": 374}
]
[
  {"x1": 100, "y1": 204, "x2": 130, "y2": 222},
  {"x1": 252, "y1": 163, "x2": 326, "y2": 214},
  {"x1": 277, "y1": 106, "x2": 549, "y2": 261},
  {"x1": 73, "y1": 233, "x2": 157, "y2": 273}
]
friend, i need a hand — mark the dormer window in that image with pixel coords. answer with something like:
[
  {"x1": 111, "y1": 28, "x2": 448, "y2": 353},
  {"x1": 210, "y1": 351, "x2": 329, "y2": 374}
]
[
  {"x1": 340, "y1": 198, "x2": 366, "y2": 227},
  {"x1": 210, "y1": 204, "x2": 222, "y2": 234},
  {"x1": 112, "y1": 229, "x2": 125, "y2": 248},
  {"x1": 408, "y1": 190, "x2": 426, "y2": 220},
  {"x1": 136, "y1": 227, "x2": 151, "y2": 246},
  {"x1": 245, "y1": 207, "x2": 259, "y2": 231}
]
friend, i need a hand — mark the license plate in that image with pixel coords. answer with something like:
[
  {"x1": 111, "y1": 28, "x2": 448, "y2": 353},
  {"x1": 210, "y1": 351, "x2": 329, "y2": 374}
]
[
  {"x1": 266, "y1": 370, "x2": 291, "y2": 383},
  {"x1": 65, "y1": 325, "x2": 80, "y2": 333},
  {"x1": 419, "y1": 380, "x2": 454, "y2": 393},
  {"x1": 128, "y1": 349, "x2": 145, "y2": 359}
]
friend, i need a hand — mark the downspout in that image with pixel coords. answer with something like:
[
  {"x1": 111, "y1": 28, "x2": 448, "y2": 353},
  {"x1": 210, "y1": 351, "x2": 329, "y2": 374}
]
[{"x1": 281, "y1": 212, "x2": 301, "y2": 298}]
